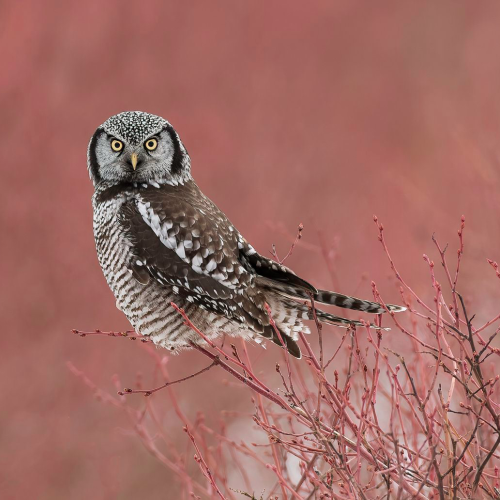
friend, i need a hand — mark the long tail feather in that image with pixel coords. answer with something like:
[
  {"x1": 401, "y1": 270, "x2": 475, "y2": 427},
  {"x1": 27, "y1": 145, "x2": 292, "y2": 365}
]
[
  {"x1": 258, "y1": 277, "x2": 406, "y2": 315},
  {"x1": 277, "y1": 296, "x2": 391, "y2": 331},
  {"x1": 315, "y1": 289, "x2": 406, "y2": 314}
]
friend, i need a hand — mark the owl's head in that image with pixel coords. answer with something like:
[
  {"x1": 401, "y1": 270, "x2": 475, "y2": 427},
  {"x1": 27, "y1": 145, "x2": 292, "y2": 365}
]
[{"x1": 88, "y1": 111, "x2": 191, "y2": 187}]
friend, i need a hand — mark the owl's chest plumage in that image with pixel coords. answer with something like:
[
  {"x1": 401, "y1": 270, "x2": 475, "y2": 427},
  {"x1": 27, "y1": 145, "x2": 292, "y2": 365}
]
[{"x1": 91, "y1": 184, "x2": 241, "y2": 351}]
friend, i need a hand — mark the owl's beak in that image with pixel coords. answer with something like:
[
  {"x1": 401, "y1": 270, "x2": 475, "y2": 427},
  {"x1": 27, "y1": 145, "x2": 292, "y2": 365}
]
[{"x1": 130, "y1": 153, "x2": 138, "y2": 170}]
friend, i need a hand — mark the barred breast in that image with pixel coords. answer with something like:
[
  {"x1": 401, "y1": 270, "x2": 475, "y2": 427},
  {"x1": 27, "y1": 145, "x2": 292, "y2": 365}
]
[{"x1": 92, "y1": 186, "x2": 238, "y2": 352}]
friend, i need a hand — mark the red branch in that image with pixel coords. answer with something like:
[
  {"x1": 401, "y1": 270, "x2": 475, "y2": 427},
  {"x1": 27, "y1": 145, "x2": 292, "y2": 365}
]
[{"x1": 70, "y1": 217, "x2": 500, "y2": 498}]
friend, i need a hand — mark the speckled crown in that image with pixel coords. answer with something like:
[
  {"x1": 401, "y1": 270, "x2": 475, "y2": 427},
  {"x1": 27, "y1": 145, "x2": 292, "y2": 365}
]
[{"x1": 102, "y1": 111, "x2": 168, "y2": 146}]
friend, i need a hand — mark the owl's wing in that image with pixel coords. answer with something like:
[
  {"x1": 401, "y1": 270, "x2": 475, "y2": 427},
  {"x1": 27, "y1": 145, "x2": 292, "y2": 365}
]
[{"x1": 117, "y1": 187, "x2": 270, "y2": 333}]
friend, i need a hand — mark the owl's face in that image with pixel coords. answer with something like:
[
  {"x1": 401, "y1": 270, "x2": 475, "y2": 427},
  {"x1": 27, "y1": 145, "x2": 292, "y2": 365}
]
[{"x1": 88, "y1": 111, "x2": 191, "y2": 186}]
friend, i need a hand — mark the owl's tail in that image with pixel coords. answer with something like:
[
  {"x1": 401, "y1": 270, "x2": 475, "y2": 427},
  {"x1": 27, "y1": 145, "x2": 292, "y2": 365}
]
[
  {"x1": 248, "y1": 255, "x2": 406, "y2": 358},
  {"x1": 262, "y1": 294, "x2": 393, "y2": 359},
  {"x1": 275, "y1": 295, "x2": 391, "y2": 331},
  {"x1": 246, "y1": 251, "x2": 406, "y2": 314},
  {"x1": 259, "y1": 278, "x2": 405, "y2": 315},
  {"x1": 314, "y1": 289, "x2": 406, "y2": 313}
]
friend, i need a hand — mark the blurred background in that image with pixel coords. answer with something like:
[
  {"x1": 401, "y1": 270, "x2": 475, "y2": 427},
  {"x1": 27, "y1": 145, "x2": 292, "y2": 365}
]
[{"x1": 3, "y1": 1, "x2": 500, "y2": 498}]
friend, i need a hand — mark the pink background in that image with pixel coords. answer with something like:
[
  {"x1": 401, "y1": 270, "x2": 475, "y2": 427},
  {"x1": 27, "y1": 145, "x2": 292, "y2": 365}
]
[{"x1": 3, "y1": 1, "x2": 500, "y2": 498}]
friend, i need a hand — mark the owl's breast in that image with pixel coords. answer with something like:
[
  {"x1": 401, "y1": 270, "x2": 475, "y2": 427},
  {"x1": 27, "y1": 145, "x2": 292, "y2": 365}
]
[
  {"x1": 91, "y1": 189, "x2": 203, "y2": 349},
  {"x1": 92, "y1": 191, "x2": 136, "y2": 292}
]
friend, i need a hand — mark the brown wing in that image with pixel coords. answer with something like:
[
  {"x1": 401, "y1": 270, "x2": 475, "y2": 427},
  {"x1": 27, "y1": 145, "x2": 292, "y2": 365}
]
[{"x1": 117, "y1": 182, "x2": 270, "y2": 334}]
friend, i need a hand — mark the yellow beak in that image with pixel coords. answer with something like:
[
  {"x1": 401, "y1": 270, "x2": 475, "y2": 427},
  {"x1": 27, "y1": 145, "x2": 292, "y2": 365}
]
[{"x1": 131, "y1": 153, "x2": 138, "y2": 170}]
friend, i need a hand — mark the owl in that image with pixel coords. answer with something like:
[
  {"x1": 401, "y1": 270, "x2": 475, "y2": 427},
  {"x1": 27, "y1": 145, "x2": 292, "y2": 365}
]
[{"x1": 88, "y1": 111, "x2": 405, "y2": 358}]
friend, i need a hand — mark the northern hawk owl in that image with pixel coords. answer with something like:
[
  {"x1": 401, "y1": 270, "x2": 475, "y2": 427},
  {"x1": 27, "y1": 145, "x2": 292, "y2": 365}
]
[{"x1": 88, "y1": 111, "x2": 405, "y2": 358}]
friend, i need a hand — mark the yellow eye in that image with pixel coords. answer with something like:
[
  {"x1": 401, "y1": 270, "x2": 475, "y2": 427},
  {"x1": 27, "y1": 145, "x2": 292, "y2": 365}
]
[
  {"x1": 111, "y1": 139, "x2": 123, "y2": 152},
  {"x1": 145, "y1": 138, "x2": 158, "y2": 151}
]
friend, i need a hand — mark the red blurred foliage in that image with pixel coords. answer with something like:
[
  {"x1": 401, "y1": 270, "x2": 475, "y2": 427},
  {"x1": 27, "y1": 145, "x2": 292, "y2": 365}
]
[{"x1": 3, "y1": 2, "x2": 500, "y2": 499}]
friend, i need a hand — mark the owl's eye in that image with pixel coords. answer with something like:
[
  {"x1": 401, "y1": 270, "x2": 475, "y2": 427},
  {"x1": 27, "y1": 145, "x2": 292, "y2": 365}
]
[
  {"x1": 111, "y1": 139, "x2": 124, "y2": 152},
  {"x1": 144, "y1": 138, "x2": 158, "y2": 151}
]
